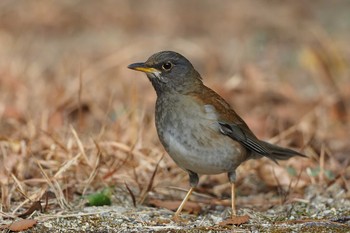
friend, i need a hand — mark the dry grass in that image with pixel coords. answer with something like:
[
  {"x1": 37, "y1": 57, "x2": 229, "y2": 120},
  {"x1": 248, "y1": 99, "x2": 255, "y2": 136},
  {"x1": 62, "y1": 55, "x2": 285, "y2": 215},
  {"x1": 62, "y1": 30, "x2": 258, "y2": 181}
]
[{"x1": 0, "y1": 0, "x2": 349, "y2": 227}]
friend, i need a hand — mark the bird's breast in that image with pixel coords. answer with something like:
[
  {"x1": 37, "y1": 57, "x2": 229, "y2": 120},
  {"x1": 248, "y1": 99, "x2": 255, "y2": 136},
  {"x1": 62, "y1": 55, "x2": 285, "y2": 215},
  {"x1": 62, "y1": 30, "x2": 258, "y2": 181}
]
[{"x1": 155, "y1": 94, "x2": 246, "y2": 175}]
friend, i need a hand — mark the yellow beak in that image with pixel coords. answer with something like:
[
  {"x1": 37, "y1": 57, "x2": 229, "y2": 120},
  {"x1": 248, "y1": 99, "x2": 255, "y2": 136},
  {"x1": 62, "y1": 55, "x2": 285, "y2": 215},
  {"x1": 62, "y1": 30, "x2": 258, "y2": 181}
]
[{"x1": 127, "y1": 62, "x2": 159, "y2": 74}]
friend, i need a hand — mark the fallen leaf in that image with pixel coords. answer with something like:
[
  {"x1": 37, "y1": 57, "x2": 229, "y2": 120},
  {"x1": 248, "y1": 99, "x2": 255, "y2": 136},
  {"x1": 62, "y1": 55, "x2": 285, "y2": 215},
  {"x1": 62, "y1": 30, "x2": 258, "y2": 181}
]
[
  {"x1": 18, "y1": 201, "x2": 42, "y2": 218},
  {"x1": 7, "y1": 219, "x2": 37, "y2": 232},
  {"x1": 41, "y1": 191, "x2": 56, "y2": 212},
  {"x1": 219, "y1": 215, "x2": 250, "y2": 226}
]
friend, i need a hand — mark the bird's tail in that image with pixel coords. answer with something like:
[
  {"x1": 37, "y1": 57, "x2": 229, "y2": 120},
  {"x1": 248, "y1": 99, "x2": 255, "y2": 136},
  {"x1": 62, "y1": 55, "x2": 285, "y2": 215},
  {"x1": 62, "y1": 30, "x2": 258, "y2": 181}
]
[{"x1": 260, "y1": 141, "x2": 306, "y2": 163}]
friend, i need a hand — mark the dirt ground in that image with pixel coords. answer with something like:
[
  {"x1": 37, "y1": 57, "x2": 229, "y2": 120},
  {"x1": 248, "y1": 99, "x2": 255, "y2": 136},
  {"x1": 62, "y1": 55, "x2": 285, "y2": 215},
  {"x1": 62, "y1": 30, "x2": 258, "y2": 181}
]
[{"x1": 0, "y1": 0, "x2": 349, "y2": 232}]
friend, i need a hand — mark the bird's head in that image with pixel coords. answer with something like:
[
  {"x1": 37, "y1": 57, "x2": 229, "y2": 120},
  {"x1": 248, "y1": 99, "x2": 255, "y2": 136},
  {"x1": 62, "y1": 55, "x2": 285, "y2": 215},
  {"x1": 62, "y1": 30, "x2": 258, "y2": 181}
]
[{"x1": 128, "y1": 51, "x2": 202, "y2": 95}]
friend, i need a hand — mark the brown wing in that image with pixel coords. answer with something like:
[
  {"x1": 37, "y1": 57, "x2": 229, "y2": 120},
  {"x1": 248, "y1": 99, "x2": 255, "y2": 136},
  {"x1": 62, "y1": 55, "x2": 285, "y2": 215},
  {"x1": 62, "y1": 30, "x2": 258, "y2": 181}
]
[{"x1": 190, "y1": 85, "x2": 270, "y2": 155}]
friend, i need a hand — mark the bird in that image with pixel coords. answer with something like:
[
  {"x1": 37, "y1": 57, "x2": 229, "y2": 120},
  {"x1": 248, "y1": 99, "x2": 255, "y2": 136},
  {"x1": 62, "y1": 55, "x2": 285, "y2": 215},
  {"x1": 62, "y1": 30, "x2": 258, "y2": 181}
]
[{"x1": 127, "y1": 51, "x2": 306, "y2": 220}]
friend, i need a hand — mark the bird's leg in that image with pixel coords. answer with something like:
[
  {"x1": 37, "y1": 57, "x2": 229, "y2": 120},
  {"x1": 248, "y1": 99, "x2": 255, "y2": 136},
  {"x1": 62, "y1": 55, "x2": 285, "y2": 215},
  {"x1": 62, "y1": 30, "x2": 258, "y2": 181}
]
[
  {"x1": 228, "y1": 171, "x2": 237, "y2": 217},
  {"x1": 231, "y1": 183, "x2": 236, "y2": 216},
  {"x1": 174, "y1": 187, "x2": 194, "y2": 218},
  {"x1": 173, "y1": 171, "x2": 199, "y2": 220}
]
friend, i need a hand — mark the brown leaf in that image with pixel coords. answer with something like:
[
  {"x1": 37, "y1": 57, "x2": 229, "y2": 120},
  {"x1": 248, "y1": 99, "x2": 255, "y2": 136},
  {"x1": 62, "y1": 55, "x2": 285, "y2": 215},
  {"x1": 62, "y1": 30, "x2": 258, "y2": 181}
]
[
  {"x1": 18, "y1": 201, "x2": 42, "y2": 218},
  {"x1": 41, "y1": 191, "x2": 56, "y2": 212},
  {"x1": 219, "y1": 215, "x2": 250, "y2": 226},
  {"x1": 149, "y1": 199, "x2": 201, "y2": 214},
  {"x1": 7, "y1": 219, "x2": 37, "y2": 232}
]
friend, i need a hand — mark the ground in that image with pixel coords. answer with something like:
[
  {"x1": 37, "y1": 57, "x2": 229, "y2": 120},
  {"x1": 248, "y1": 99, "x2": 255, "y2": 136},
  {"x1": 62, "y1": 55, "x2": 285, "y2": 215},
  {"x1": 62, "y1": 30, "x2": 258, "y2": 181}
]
[{"x1": 0, "y1": 0, "x2": 349, "y2": 232}]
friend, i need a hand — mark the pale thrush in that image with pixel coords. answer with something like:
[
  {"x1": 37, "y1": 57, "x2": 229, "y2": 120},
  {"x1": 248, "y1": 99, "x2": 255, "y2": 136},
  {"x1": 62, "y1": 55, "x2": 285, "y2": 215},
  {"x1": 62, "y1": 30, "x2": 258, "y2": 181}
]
[{"x1": 128, "y1": 51, "x2": 306, "y2": 219}]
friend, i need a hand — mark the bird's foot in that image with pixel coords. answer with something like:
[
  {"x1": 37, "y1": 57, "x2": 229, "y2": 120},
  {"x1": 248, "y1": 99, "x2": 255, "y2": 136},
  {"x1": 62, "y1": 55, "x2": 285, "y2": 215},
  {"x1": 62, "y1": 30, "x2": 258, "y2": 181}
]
[
  {"x1": 172, "y1": 214, "x2": 190, "y2": 224},
  {"x1": 231, "y1": 210, "x2": 237, "y2": 218}
]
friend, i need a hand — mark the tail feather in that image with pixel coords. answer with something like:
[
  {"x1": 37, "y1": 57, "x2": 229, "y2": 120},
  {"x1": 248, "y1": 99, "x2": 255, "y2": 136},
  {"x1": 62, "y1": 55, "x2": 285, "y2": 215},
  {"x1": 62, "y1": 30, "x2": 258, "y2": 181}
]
[{"x1": 260, "y1": 141, "x2": 307, "y2": 163}]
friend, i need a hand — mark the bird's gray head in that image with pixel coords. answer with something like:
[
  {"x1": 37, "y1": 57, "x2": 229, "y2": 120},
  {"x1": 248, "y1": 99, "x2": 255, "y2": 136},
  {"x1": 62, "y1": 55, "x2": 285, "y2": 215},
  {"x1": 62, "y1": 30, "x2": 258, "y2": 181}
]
[{"x1": 128, "y1": 51, "x2": 202, "y2": 95}]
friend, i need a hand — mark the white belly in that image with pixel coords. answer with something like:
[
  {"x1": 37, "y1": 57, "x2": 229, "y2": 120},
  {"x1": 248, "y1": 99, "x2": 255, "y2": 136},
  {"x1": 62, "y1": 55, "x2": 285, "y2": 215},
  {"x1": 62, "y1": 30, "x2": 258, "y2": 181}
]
[
  {"x1": 160, "y1": 119, "x2": 245, "y2": 175},
  {"x1": 156, "y1": 94, "x2": 246, "y2": 175}
]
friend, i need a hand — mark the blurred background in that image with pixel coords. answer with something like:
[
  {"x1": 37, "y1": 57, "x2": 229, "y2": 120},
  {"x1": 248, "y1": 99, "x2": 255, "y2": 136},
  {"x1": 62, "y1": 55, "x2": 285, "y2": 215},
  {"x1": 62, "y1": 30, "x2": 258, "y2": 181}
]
[{"x1": 0, "y1": 0, "x2": 349, "y2": 214}]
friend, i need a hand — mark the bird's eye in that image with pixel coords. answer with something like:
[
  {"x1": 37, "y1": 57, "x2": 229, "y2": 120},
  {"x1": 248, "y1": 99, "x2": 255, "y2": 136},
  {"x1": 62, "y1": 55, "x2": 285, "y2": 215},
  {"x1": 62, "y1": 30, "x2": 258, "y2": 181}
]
[{"x1": 162, "y1": 62, "x2": 173, "y2": 71}]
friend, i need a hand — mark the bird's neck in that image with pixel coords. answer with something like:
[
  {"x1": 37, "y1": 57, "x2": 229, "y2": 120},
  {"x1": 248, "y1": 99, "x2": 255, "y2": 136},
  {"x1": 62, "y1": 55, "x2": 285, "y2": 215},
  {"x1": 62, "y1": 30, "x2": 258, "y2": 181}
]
[{"x1": 151, "y1": 70, "x2": 204, "y2": 96}]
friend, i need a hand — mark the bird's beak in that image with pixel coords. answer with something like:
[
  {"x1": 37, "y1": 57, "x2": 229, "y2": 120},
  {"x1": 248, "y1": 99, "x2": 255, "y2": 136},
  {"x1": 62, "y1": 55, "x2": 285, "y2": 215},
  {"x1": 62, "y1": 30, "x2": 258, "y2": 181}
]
[{"x1": 127, "y1": 62, "x2": 159, "y2": 74}]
